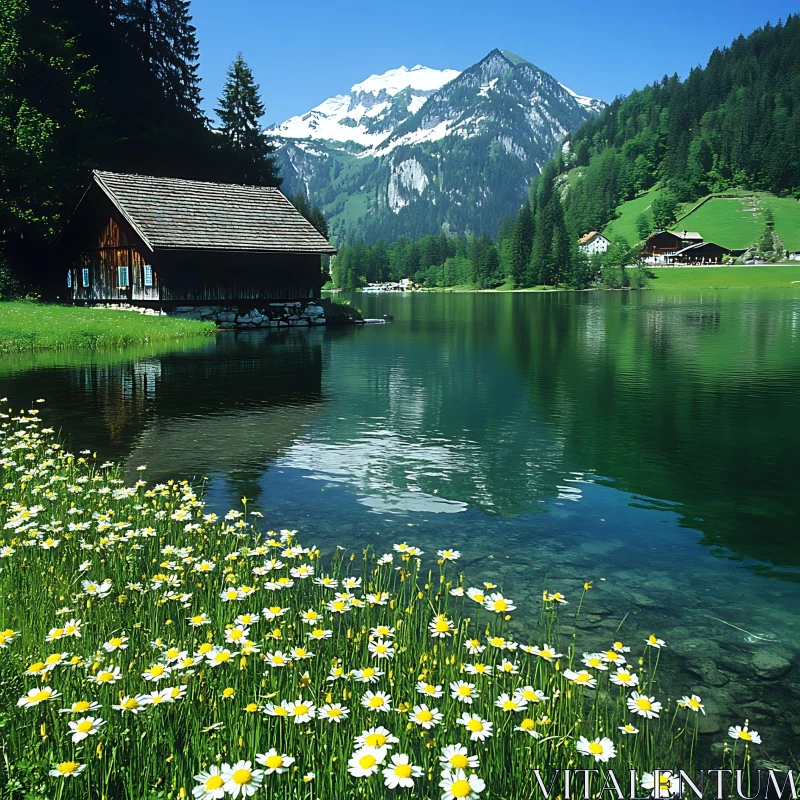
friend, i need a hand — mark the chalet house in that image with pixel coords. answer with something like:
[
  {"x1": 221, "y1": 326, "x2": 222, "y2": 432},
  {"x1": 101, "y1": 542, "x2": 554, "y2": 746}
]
[
  {"x1": 578, "y1": 231, "x2": 610, "y2": 255},
  {"x1": 671, "y1": 241, "x2": 731, "y2": 265},
  {"x1": 53, "y1": 171, "x2": 336, "y2": 306},
  {"x1": 641, "y1": 230, "x2": 704, "y2": 264}
]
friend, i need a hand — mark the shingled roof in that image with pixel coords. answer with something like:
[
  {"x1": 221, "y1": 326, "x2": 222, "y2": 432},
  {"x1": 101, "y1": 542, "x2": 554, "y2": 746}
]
[{"x1": 90, "y1": 171, "x2": 336, "y2": 254}]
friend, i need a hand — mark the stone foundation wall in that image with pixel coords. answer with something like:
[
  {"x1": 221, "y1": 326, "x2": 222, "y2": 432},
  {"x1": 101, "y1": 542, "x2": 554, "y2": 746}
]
[
  {"x1": 168, "y1": 301, "x2": 327, "y2": 329},
  {"x1": 90, "y1": 301, "x2": 330, "y2": 328}
]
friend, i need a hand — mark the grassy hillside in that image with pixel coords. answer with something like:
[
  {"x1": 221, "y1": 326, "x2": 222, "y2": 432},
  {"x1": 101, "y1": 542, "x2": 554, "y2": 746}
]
[{"x1": 604, "y1": 189, "x2": 800, "y2": 251}]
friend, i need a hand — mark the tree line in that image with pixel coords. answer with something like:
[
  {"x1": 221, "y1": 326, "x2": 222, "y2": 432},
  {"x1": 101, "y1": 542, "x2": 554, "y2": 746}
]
[{"x1": 0, "y1": 0, "x2": 325, "y2": 288}]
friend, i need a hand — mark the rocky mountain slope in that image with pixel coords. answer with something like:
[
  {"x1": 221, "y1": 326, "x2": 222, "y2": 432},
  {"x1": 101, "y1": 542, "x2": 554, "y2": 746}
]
[{"x1": 268, "y1": 49, "x2": 605, "y2": 242}]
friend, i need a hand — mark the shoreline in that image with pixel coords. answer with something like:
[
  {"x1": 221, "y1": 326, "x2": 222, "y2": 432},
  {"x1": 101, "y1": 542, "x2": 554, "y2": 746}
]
[{"x1": 326, "y1": 264, "x2": 800, "y2": 295}]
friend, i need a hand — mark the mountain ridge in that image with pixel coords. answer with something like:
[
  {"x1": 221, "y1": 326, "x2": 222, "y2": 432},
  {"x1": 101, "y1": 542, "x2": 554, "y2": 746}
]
[{"x1": 269, "y1": 49, "x2": 606, "y2": 242}]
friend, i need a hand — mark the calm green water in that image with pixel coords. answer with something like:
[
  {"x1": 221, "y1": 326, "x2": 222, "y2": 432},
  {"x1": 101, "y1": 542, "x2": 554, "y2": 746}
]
[{"x1": 2, "y1": 289, "x2": 800, "y2": 759}]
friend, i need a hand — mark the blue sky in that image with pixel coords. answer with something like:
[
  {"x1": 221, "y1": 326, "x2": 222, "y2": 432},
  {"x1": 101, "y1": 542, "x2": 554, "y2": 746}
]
[{"x1": 192, "y1": 0, "x2": 798, "y2": 124}]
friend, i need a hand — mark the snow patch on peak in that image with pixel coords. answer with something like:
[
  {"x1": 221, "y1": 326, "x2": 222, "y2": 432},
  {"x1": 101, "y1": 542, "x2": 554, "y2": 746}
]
[
  {"x1": 352, "y1": 64, "x2": 460, "y2": 96},
  {"x1": 269, "y1": 64, "x2": 460, "y2": 148},
  {"x1": 558, "y1": 82, "x2": 606, "y2": 113}
]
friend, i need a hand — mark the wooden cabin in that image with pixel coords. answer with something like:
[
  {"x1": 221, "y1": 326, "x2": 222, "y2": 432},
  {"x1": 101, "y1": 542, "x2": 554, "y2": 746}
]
[
  {"x1": 52, "y1": 171, "x2": 336, "y2": 305},
  {"x1": 672, "y1": 241, "x2": 731, "y2": 265},
  {"x1": 641, "y1": 230, "x2": 703, "y2": 263}
]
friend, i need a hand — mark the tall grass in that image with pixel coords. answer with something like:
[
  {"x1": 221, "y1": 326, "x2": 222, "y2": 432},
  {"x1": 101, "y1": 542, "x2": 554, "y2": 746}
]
[
  {"x1": 0, "y1": 401, "x2": 762, "y2": 799},
  {"x1": 0, "y1": 302, "x2": 215, "y2": 354}
]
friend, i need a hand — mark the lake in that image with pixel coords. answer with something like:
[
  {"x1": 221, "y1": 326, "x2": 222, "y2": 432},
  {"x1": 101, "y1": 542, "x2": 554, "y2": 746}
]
[{"x1": 2, "y1": 288, "x2": 799, "y2": 761}]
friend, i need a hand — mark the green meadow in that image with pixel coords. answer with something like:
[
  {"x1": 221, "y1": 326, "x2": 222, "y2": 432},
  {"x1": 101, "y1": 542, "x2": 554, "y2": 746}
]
[
  {"x1": 0, "y1": 302, "x2": 216, "y2": 354},
  {"x1": 648, "y1": 265, "x2": 800, "y2": 290}
]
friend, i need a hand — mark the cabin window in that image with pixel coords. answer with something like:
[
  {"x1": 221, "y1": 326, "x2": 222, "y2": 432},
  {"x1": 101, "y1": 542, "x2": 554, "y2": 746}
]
[
  {"x1": 118, "y1": 266, "x2": 130, "y2": 287},
  {"x1": 143, "y1": 264, "x2": 153, "y2": 287},
  {"x1": 82, "y1": 268, "x2": 90, "y2": 287},
  {"x1": 67, "y1": 270, "x2": 72, "y2": 289}
]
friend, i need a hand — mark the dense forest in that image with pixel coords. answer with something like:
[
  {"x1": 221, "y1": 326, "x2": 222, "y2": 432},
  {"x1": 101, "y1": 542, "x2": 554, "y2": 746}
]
[
  {"x1": 0, "y1": 0, "x2": 324, "y2": 292},
  {"x1": 334, "y1": 16, "x2": 800, "y2": 291},
  {"x1": 561, "y1": 15, "x2": 800, "y2": 238}
]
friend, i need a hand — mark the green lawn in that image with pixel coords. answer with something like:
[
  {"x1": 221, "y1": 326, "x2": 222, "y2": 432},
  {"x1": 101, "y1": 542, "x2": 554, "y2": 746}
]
[
  {"x1": 649, "y1": 265, "x2": 800, "y2": 290},
  {"x1": 0, "y1": 302, "x2": 216, "y2": 354}
]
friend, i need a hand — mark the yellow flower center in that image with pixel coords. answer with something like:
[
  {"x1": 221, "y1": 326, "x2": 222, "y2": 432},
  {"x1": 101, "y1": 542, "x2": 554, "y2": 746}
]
[
  {"x1": 466, "y1": 719, "x2": 483, "y2": 732},
  {"x1": 274, "y1": 707, "x2": 288, "y2": 716},
  {"x1": 327, "y1": 707, "x2": 342, "y2": 717},
  {"x1": 576, "y1": 673, "x2": 590, "y2": 683},
  {"x1": 588, "y1": 742, "x2": 603, "y2": 755},
  {"x1": 636, "y1": 698, "x2": 652, "y2": 711},
  {"x1": 229, "y1": 630, "x2": 242, "y2": 639},
  {"x1": 520, "y1": 719, "x2": 535, "y2": 730},
  {"x1": 417, "y1": 710, "x2": 433, "y2": 722},
  {"x1": 122, "y1": 698, "x2": 139, "y2": 709},
  {"x1": 502, "y1": 700, "x2": 516, "y2": 710},
  {"x1": 32, "y1": 689, "x2": 52, "y2": 701},
  {"x1": 376, "y1": 644, "x2": 387, "y2": 653},
  {"x1": 395, "y1": 764, "x2": 413, "y2": 778},
  {"x1": 245, "y1": 703, "x2": 258, "y2": 713},
  {"x1": 76, "y1": 721, "x2": 93, "y2": 733},
  {"x1": 365, "y1": 733, "x2": 386, "y2": 747},
  {"x1": 266, "y1": 755, "x2": 283, "y2": 769},
  {"x1": 294, "y1": 704, "x2": 309, "y2": 715},
  {"x1": 490, "y1": 637, "x2": 503, "y2": 647},
  {"x1": 73, "y1": 701, "x2": 91, "y2": 712},
  {"x1": 458, "y1": 685, "x2": 472, "y2": 696},
  {"x1": 359, "y1": 754, "x2": 377, "y2": 769},
  {"x1": 273, "y1": 655, "x2": 285, "y2": 665},
  {"x1": 435, "y1": 620, "x2": 450, "y2": 632},
  {"x1": 223, "y1": 688, "x2": 234, "y2": 698},
  {"x1": 739, "y1": 730, "x2": 752, "y2": 741},
  {"x1": 150, "y1": 665, "x2": 164, "y2": 676},
  {"x1": 362, "y1": 668, "x2": 375, "y2": 678},
  {"x1": 215, "y1": 652, "x2": 230, "y2": 663},
  {"x1": 29, "y1": 662, "x2": 45, "y2": 672},
  {"x1": 494, "y1": 599, "x2": 508, "y2": 611},
  {"x1": 368, "y1": 696, "x2": 384, "y2": 708},
  {"x1": 689, "y1": 698, "x2": 701, "y2": 709},
  {"x1": 109, "y1": 638, "x2": 123, "y2": 647},
  {"x1": 618, "y1": 672, "x2": 631, "y2": 681},
  {"x1": 205, "y1": 776, "x2": 224, "y2": 790},
  {"x1": 451, "y1": 779, "x2": 472, "y2": 798},
  {"x1": 588, "y1": 658, "x2": 601, "y2": 667},
  {"x1": 45, "y1": 654, "x2": 62, "y2": 665},
  {"x1": 232, "y1": 768, "x2": 252, "y2": 785},
  {"x1": 58, "y1": 761, "x2": 79, "y2": 775},
  {"x1": 199, "y1": 643, "x2": 212, "y2": 654}
]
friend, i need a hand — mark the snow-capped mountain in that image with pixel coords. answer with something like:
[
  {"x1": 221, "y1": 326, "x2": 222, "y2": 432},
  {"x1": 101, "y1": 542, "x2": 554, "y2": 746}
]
[
  {"x1": 268, "y1": 65, "x2": 461, "y2": 149},
  {"x1": 270, "y1": 50, "x2": 605, "y2": 242}
]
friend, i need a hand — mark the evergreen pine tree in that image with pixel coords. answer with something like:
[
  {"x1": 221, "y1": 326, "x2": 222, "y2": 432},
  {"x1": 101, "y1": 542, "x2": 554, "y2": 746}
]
[
  {"x1": 215, "y1": 53, "x2": 281, "y2": 186},
  {"x1": 510, "y1": 200, "x2": 534, "y2": 287}
]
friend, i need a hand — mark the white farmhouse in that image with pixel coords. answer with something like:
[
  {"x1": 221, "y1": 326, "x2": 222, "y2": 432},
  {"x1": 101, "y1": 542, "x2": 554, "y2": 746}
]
[{"x1": 578, "y1": 231, "x2": 610, "y2": 255}]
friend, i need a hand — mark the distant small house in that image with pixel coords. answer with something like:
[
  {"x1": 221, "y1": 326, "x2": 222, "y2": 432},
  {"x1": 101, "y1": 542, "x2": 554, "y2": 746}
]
[
  {"x1": 789, "y1": 252, "x2": 800, "y2": 261},
  {"x1": 53, "y1": 171, "x2": 336, "y2": 305},
  {"x1": 578, "y1": 231, "x2": 610, "y2": 255},
  {"x1": 641, "y1": 230, "x2": 704, "y2": 264}
]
